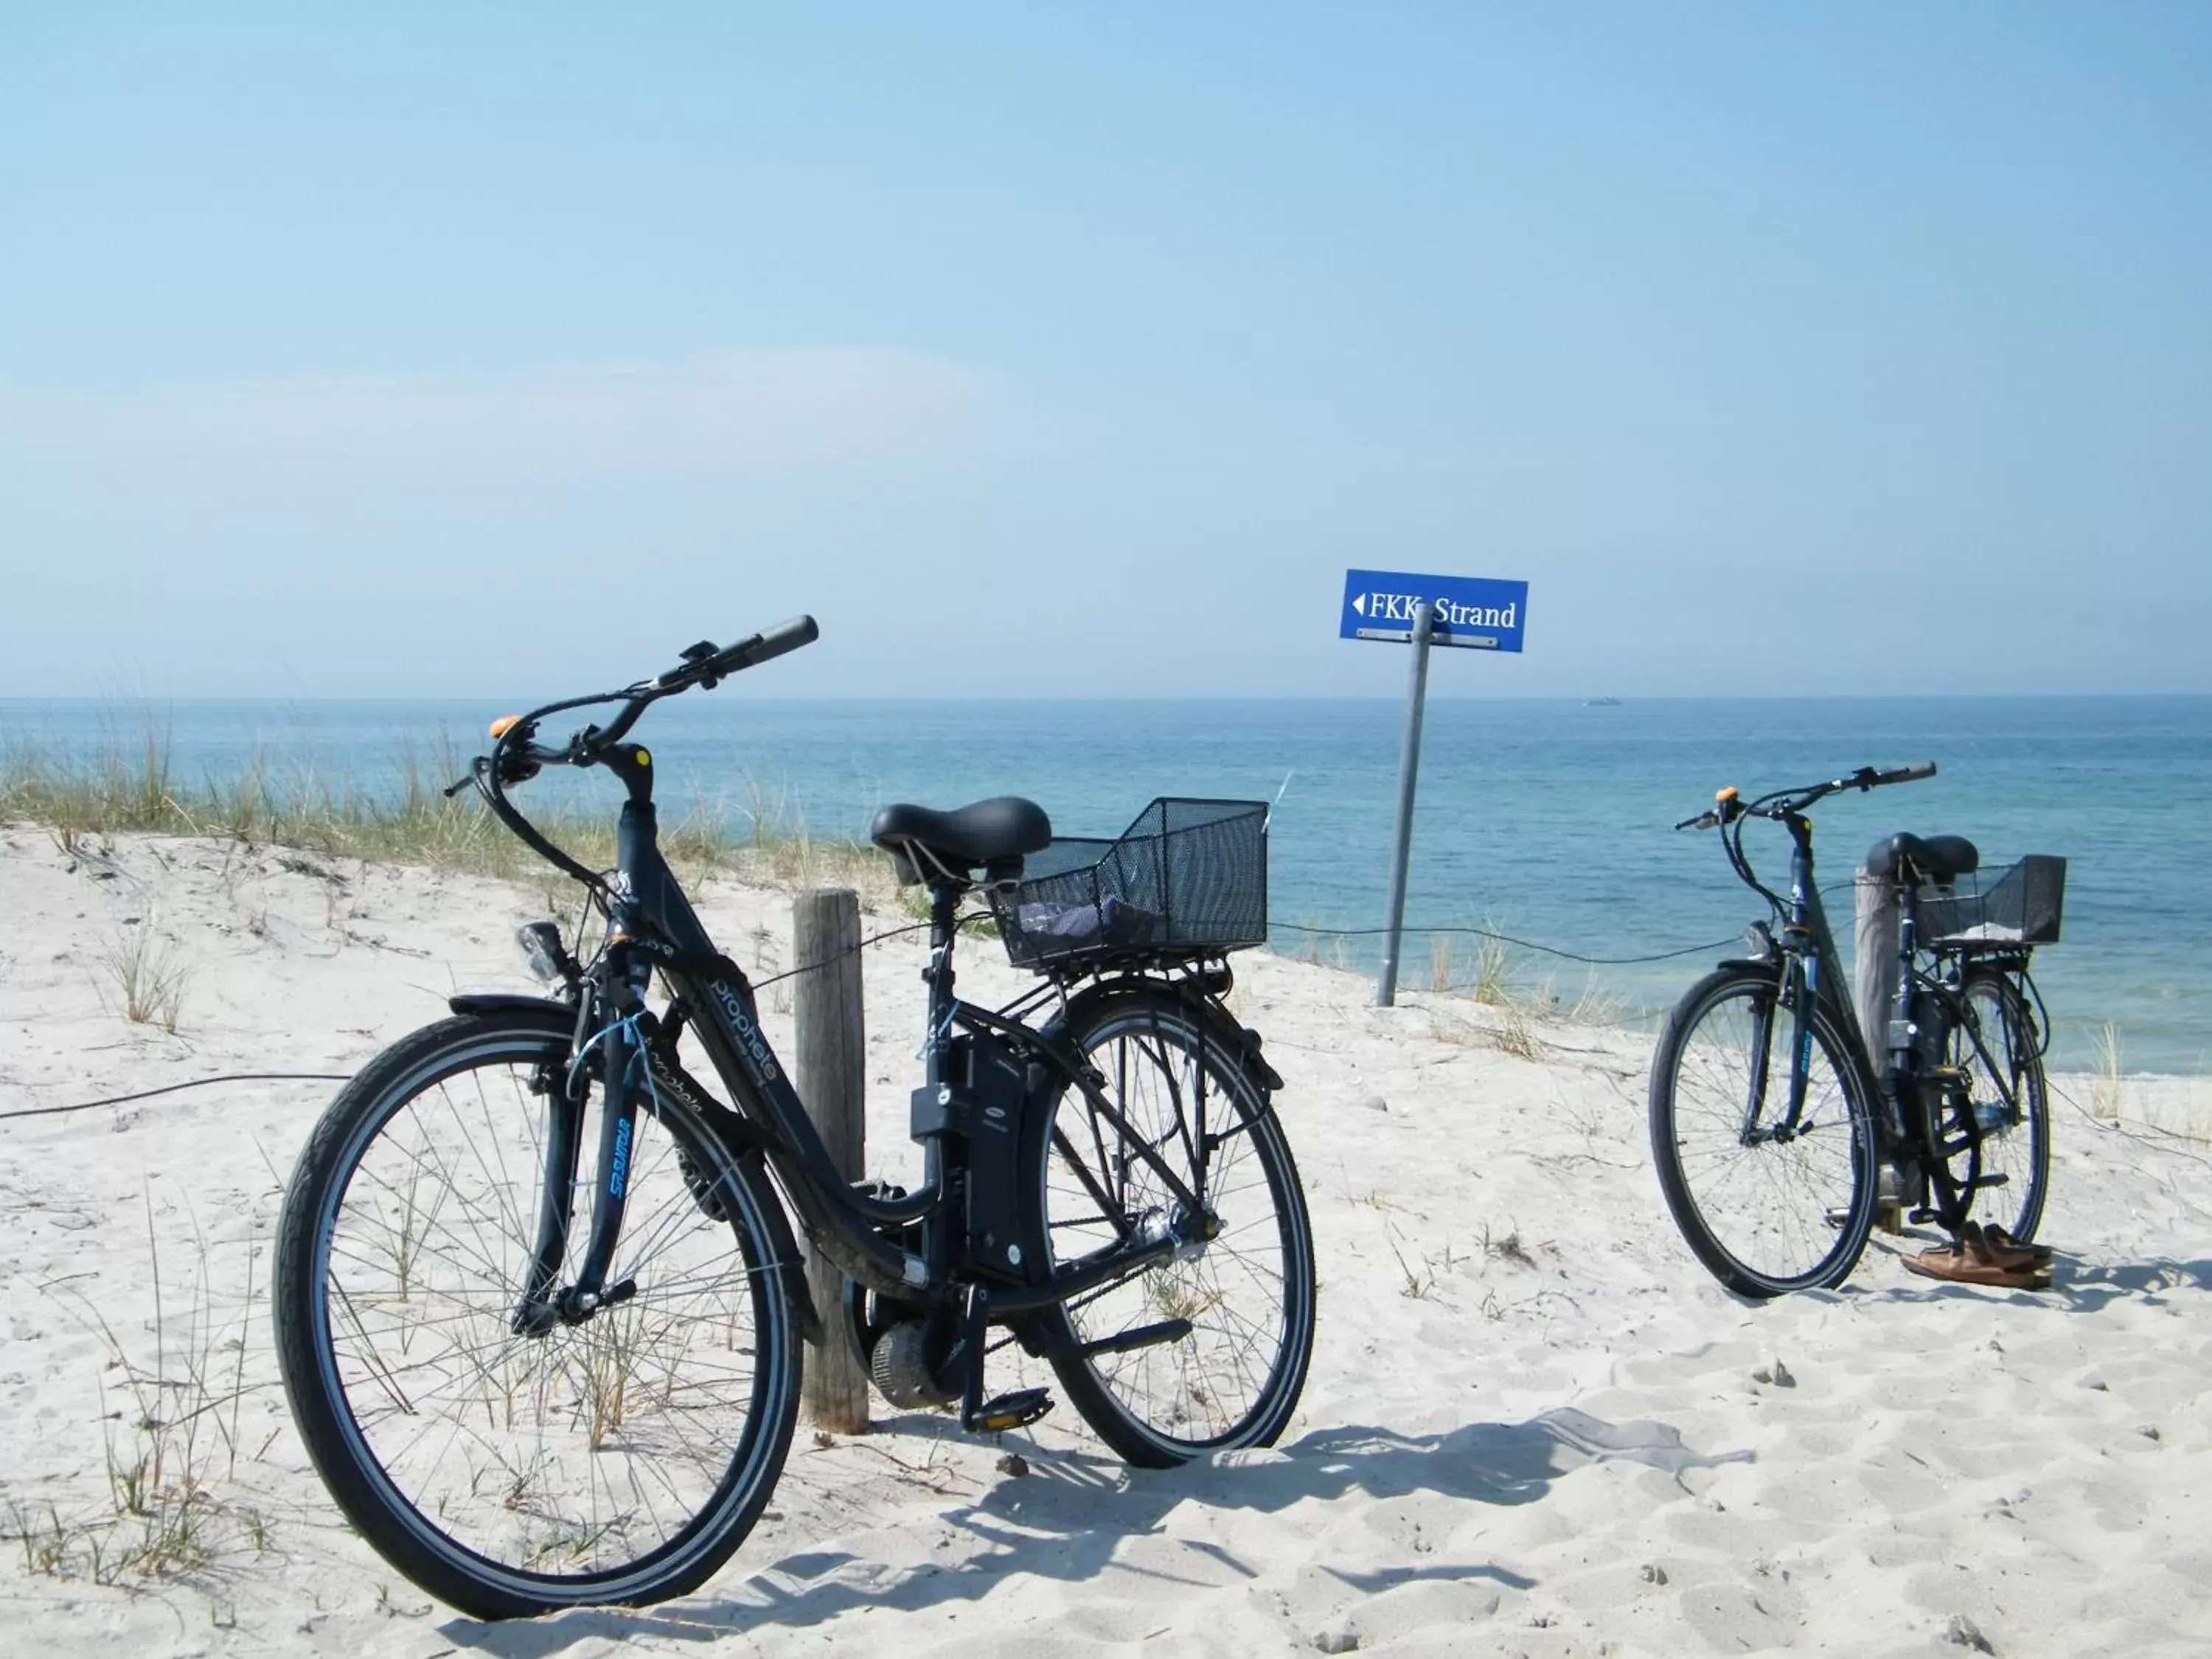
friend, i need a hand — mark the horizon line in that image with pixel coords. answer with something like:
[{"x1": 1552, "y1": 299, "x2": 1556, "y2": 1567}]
[{"x1": 4, "y1": 689, "x2": 2211, "y2": 706}]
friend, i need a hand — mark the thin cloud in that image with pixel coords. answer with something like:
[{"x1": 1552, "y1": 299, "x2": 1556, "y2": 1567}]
[{"x1": 0, "y1": 348, "x2": 1004, "y2": 478}]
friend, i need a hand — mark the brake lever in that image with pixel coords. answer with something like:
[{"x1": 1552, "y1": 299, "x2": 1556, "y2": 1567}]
[
  {"x1": 664, "y1": 642, "x2": 722, "y2": 691},
  {"x1": 1676, "y1": 785, "x2": 1745, "y2": 830}
]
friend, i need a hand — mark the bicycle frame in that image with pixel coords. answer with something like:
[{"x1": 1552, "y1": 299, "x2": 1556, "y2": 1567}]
[
  {"x1": 1722, "y1": 785, "x2": 2034, "y2": 1222},
  {"x1": 498, "y1": 734, "x2": 1211, "y2": 1331}
]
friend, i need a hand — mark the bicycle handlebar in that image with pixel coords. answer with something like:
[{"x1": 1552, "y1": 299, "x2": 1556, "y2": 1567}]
[
  {"x1": 1672, "y1": 759, "x2": 1939, "y2": 930},
  {"x1": 436, "y1": 615, "x2": 818, "y2": 898},
  {"x1": 1672, "y1": 760, "x2": 1936, "y2": 830},
  {"x1": 445, "y1": 617, "x2": 820, "y2": 799},
  {"x1": 442, "y1": 617, "x2": 822, "y2": 893}
]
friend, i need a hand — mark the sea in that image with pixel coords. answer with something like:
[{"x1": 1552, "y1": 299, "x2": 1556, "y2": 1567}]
[{"x1": 4, "y1": 695, "x2": 2206, "y2": 1075}]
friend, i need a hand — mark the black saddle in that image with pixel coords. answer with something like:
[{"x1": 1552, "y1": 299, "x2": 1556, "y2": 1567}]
[
  {"x1": 1867, "y1": 832, "x2": 1980, "y2": 886},
  {"x1": 869, "y1": 796, "x2": 1052, "y2": 875}
]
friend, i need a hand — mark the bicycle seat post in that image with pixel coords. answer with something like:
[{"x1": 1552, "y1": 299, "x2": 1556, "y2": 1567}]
[{"x1": 920, "y1": 877, "x2": 965, "y2": 1077}]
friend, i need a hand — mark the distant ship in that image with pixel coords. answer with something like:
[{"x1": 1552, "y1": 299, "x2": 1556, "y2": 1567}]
[{"x1": 1583, "y1": 697, "x2": 1623, "y2": 707}]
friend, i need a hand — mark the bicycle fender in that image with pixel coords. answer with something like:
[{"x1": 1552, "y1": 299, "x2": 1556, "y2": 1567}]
[
  {"x1": 728, "y1": 1148, "x2": 821, "y2": 1342},
  {"x1": 448, "y1": 992, "x2": 577, "y2": 1019},
  {"x1": 635, "y1": 1054, "x2": 821, "y2": 1341},
  {"x1": 1053, "y1": 977, "x2": 1284, "y2": 1095}
]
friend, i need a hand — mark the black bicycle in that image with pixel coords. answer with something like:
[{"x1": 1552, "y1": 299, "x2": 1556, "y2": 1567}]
[
  {"x1": 271, "y1": 619, "x2": 1315, "y2": 1619},
  {"x1": 1647, "y1": 762, "x2": 2057, "y2": 1297}
]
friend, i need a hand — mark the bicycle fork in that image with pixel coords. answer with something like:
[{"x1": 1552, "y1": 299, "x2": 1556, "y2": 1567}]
[
  {"x1": 512, "y1": 957, "x2": 650, "y2": 1336},
  {"x1": 1739, "y1": 953, "x2": 1815, "y2": 1146}
]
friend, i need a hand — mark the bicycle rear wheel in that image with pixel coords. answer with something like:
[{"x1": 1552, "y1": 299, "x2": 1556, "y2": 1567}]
[
  {"x1": 1026, "y1": 989, "x2": 1315, "y2": 1467},
  {"x1": 1944, "y1": 967, "x2": 2051, "y2": 1245},
  {"x1": 273, "y1": 1009, "x2": 801, "y2": 1620},
  {"x1": 1649, "y1": 965, "x2": 1878, "y2": 1295}
]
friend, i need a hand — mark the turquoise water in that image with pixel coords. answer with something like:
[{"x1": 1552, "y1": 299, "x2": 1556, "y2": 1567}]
[{"x1": 5, "y1": 695, "x2": 2206, "y2": 1074}]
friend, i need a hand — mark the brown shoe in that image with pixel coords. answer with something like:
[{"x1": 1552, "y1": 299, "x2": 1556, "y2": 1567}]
[
  {"x1": 1963, "y1": 1222, "x2": 2056, "y2": 1276},
  {"x1": 1978, "y1": 1223, "x2": 2054, "y2": 1266},
  {"x1": 1901, "y1": 1244, "x2": 2051, "y2": 1291}
]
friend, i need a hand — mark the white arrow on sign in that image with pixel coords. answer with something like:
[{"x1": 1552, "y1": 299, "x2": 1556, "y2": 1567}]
[{"x1": 1352, "y1": 593, "x2": 1367, "y2": 616}]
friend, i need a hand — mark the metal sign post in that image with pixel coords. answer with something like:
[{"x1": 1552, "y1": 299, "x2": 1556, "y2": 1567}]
[
  {"x1": 1374, "y1": 602, "x2": 1433, "y2": 1006},
  {"x1": 1340, "y1": 568, "x2": 1529, "y2": 1009}
]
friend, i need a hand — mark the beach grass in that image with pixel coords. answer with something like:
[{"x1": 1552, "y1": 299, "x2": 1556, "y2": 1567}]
[
  {"x1": 97, "y1": 921, "x2": 192, "y2": 1034},
  {"x1": 0, "y1": 728, "x2": 899, "y2": 905},
  {"x1": 2092, "y1": 1021, "x2": 2127, "y2": 1121},
  {"x1": 4, "y1": 1203, "x2": 271, "y2": 1587}
]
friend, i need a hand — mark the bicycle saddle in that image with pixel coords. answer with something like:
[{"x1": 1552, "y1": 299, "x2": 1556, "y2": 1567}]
[
  {"x1": 870, "y1": 796, "x2": 1053, "y2": 868},
  {"x1": 1866, "y1": 832, "x2": 1979, "y2": 886}
]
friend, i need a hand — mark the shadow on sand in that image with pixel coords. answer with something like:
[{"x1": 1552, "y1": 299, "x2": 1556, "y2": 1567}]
[{"x1": 439, "y1": 1405, "x2": 1749, "y2": 1652}]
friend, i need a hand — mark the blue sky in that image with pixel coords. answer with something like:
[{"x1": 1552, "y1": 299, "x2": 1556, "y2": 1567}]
[{"x1": 3, "y1": 4, "x2": 2206, "y2": 698}]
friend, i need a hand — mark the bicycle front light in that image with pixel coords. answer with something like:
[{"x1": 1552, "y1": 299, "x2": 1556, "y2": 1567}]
[{"x1": 515, "y1": 922, "x2": 568, "y2": 983}]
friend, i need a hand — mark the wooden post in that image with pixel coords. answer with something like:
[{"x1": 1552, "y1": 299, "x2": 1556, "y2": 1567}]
[
  {"x1": 793, "y1": 888, "x2": 870, "y2": 1434},
  {"x1": 1854, "y1": 870, "x2": 1904, "y2": 1232},
  {"x1": 1852, "y1": 869, "x2": 1899, "y2": 1062}
]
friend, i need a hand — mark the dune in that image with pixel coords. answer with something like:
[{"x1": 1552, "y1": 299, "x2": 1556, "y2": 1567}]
[{"x1": 1, "y1": 826, "x2": 2208, "y2": 1656}]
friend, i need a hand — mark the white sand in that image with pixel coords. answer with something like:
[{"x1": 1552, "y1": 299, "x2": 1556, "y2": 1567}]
[{"x1": 2, "y1": 827, "x2": 2208, "y2": 1657}]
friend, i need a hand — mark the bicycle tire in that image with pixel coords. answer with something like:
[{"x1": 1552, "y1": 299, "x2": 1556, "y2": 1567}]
[
  {"x1": 1023, "y1": 988, "x2": 1315, "y2": 1467},
  {"x1": 273, "y1": 1009, "x2": 801, "y2": 1620},
  {"x1": 1649, "y1": 965, "x2": 1879, "y2": 1296},
  {"x1": 1944, "y1": 967, "x2": 2051, "y2": 1245}
]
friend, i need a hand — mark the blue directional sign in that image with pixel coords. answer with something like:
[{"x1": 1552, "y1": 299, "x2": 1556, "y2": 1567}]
[{"x1": 1340, "y1": 568, "x2": 1529, "y2": 652}]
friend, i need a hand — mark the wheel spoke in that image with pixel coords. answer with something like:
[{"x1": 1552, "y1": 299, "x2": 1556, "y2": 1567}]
[
  {"x1": 1654, "y1": 974, "x2": 1870, "y2": 1293},
  {"x1": 1040, "y1": 1004, "x2": 1312, "y2": 1455},
  {"x1": 1940, "y1": 973, "x2": 2050, "y2": 1245},
  {"x1": 287, "y1": 1026, "x2": 794, "y2": 1599}
]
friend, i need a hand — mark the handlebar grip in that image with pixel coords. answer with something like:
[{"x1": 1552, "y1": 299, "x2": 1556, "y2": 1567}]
[
  {"x1": 708, "y1": 614, "x2": 818, "y2": 678},
  {"x1": 658, "y1": 616, "x2": 821, "y2": 690},
  {"x1": 1876, "y1": 760, "x2": 1938, "y2": 785},
  {"x1": 737, "y1": 613, "x2": 819, "y2": 668}
]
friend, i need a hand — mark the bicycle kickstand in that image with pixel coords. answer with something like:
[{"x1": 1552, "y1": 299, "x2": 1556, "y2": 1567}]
[{"x1": 955, "y1": 1283, "x2": 1054, "y2": 1435}]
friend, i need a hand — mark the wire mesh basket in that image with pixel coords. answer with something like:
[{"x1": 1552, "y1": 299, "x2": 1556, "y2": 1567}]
[
  {"x1": 990, "y1": 798, "x2": 1269, "y2": 970},
  {"x1": 1918, "y1": 855, "x2": 2067, "y2": 948}
]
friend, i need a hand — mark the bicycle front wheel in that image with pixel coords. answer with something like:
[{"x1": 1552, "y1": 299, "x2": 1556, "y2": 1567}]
[
  {"x1": 1649, "y1": 966, "x2": 1879, "y2": 1295},
  {"x1": 1945, "y1": 967, "x2": 2051, "y2": 1245},
  {"x1": 1027, "y1": 989, "x2": 1315, "y2": 1467},
  {"x1": 273, "y1": 1009, "x2": 801, "y2": 1620}
]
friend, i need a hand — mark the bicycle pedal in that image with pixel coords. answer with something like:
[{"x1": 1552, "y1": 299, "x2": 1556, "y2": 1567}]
[
  {"x1": 966, "y1": 1388, "x2": 1054, "y2": 1434},
  {"x1": 1907, "y1": 1207, "x2": 1941, "y2": 1225},
  {"x1": 1967, "y1": 1172, "x2": 2011, "y2": 1190}
]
